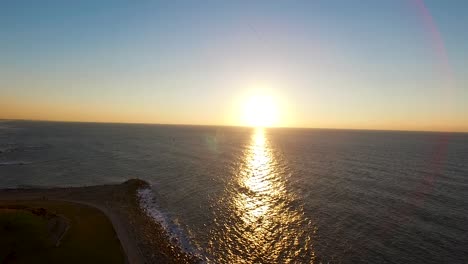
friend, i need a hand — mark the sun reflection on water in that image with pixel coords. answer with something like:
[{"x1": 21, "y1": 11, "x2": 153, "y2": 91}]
[
  {"x1": 239, "y1": 128, "x2": 278, "y2": 223},
  {"x1": 208, "y1": 128, "x2": 316, "y2": 263}
]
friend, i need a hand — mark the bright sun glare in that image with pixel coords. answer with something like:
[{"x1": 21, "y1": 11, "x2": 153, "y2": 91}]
[{"x1": 243, "y1": 95, "x2": 279, "y2": 127}]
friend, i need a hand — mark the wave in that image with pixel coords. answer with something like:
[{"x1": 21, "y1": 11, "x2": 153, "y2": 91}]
[
  {"x1": 0, "y1": 144, "x2": 50, "y2": 154},
  {"x1": 13, "y1": 184, "x2": 47, "y2": 189},
  {"x1": 0, "y1": 123, "x2": 21, "y2": 132},
  {"x1": 137, "y1": 187, "x2": 202, "y2": 259},
  {"x1": 0, "y1": 161, "x2": 32, "y2": 166}
]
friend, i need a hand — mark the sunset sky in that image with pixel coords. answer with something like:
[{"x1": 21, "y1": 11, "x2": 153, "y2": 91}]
[{"x1": 1, "y1": 1, "x2": 468, "y2": 132}]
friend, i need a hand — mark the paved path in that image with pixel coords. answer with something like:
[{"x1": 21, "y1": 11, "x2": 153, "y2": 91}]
[{"x1": 0, "y1": 187, "x2": 146, "y2": 264}]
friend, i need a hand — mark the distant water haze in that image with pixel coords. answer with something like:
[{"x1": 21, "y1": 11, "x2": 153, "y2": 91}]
[{"x1": 0, "y1": 121, "x2": 467, "y2": 263}]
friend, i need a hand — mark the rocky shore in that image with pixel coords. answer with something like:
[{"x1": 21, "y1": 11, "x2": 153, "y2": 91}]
[{"x1": 0, "y1": 179, "x2": 200, "y2": 264}]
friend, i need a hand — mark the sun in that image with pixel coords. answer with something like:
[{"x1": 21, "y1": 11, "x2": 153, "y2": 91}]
[{"x1": 242, "y1": 95, "x2": 279, "y2": 127}]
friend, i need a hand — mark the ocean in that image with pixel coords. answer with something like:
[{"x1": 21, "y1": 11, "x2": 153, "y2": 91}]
[{"x1": 0, "y1": 120, "x2": 467, "y2": 263}]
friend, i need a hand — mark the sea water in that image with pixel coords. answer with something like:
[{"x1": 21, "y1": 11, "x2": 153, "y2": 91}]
[{"x1": 0, "y1": 120, "x2": 467, "y2": 263}]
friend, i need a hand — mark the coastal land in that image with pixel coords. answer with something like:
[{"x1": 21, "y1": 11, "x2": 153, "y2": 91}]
[{"x1": 0, "y1": 179, "x2": 198, "y2": 264}]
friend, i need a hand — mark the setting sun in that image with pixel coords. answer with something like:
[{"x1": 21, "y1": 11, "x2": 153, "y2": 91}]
[
  {"x1": 2, "y1": 1, "x2": 468, "y2": 263},
  {"x1": 242, "y1": 95, "x2": 279, "y2": 127}
]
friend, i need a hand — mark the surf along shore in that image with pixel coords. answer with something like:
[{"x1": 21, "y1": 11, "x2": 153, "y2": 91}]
[{"x1": 0, "y1": 179, "x2": 199, "y2": 264}]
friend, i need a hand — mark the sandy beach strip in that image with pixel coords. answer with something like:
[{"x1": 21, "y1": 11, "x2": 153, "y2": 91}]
[{"x1": 0, "y1": 179, "x2": 199, "y2": 264}]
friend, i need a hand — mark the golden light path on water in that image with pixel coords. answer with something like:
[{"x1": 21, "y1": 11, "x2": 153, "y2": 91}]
[
  {"x1": 208, "y1": 128, "x2": 315, "y2": 263},
  {"x1": 239, "y1": 128, "x2": 281, "y2": 224}
]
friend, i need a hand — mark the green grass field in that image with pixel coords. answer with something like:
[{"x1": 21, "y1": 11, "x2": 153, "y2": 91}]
[{"x1": 0, "y1": 201, "x2": 125, "y2": 264}]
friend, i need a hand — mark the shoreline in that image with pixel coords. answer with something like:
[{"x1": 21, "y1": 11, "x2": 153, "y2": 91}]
[{"x1": 0, "y1": 179, "x2": 199, "y2": 264}]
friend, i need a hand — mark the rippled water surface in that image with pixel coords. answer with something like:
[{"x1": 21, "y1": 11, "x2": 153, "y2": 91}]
[{"x1": 1, "y1": 121, "x2": 467, "y2": 263}]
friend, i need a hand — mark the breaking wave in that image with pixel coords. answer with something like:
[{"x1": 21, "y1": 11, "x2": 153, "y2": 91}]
[{"x1": 137, "y1": 187, "x2": 202, "y2": 260}]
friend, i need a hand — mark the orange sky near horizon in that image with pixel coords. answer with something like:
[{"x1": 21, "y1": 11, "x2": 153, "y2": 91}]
[{"x1": 2, "y1": 95, "x2": 468, "y2": 132}]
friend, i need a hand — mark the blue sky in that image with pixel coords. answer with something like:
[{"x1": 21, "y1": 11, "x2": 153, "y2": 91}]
[{"x1": 1, "y1": 0, "x2": 467, "y2": 131}]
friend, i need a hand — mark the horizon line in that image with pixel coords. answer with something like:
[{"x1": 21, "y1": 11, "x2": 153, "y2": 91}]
[{"x1": 1, "y1": 118, "x2": 467, "y2": 134}]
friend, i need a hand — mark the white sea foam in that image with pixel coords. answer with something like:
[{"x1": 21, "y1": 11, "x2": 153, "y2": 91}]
[
  {"x1": 137, "y1": 187, "x2": 201, "y2": 259},
  {"x1": 137, "y1": 187, "x2": 170, "y2": 228}
]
